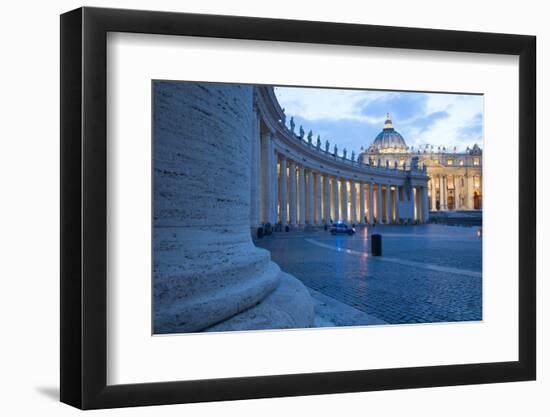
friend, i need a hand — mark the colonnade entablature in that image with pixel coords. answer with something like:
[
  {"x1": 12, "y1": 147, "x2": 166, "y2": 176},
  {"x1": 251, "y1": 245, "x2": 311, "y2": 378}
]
[{"x1": 249, "y1": 86, "x2": 431, "y2": 229}]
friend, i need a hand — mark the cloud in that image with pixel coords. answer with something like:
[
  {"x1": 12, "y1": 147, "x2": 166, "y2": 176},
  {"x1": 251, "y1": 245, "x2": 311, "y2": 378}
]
[
  {"x1": 407, "y1": 110, "x2": 450, "y2": 133},
  {"x1": 359, "y1": 92, "x2": 427, "y2": 122},
  {"x1": 275, "y1": 86, "x2": 483, "y2": 153},
  {"x1": 457, "y1": 112, "x2": 483, "y2": 141}
]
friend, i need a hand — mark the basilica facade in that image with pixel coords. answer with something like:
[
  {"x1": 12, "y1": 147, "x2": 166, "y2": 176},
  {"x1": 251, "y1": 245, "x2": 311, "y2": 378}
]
[{"x1": 358, "y1": 115, "x2": 483, "y2": 211}]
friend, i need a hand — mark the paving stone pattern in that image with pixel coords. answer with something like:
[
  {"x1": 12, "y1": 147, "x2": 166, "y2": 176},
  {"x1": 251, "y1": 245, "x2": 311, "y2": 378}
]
[{"x1": 255, "y1": 224, "x2": 482, "y2": 325}]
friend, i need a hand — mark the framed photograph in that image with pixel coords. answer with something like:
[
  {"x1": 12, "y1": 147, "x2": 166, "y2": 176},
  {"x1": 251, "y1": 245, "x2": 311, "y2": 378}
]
[{"x1": 60, "y1": 6, "x2": 536, "y2": 409}]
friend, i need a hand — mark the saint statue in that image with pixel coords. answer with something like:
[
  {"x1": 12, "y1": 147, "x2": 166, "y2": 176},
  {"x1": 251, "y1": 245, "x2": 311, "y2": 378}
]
[
  {"x1": 351, "y1": 151, "x2": 355, "y2": 162},
  {"x1": 307, "y1": 130, "x2": 313, "y2": 144},
  {"x1": 333, "y1": 144, "x2": 338, "y2": 156},
  {"x1": 316, "y1": 135, "x2": 321, "y2": 149},
  {"x1": 343, "y1": 148, "x2": 347, "y2": 159},
  {"x1": 290, "y1": 116, "x2": 295, "y2": 133},
  {"x1": 299, "y1": 125, "x2": 304, "y2": 139},
  {"x1": 325, "y1": 140, "x2": 330, "y2": 152}
]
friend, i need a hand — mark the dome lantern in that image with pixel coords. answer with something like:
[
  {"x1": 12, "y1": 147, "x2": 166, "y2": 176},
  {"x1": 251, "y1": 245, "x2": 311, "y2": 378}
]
[{"x1": 368, "y1": 114, "x2": 408, "y2": 154}]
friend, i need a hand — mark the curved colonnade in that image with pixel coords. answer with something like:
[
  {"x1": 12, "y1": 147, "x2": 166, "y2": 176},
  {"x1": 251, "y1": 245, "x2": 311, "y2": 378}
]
[{"x1": 250, "y1": 86, "x2": 430, "y2": 230}]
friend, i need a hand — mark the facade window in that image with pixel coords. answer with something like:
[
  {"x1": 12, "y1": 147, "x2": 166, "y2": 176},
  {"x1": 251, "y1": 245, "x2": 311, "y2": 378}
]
[
  {"x1": 459, "y1": 159, "x2": 464, "y2": 166},
  {"x1": 447, "y1": 158, "x2": 453, "y2": 165},
  {"x1": 473, "y1": 157, "x2": 480, "y2": 166}
]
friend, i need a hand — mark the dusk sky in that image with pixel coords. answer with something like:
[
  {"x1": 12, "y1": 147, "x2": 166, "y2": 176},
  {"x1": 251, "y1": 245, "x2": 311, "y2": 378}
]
[{"x1": 274, "y1": 86, "x2": 483, "y2": 154}]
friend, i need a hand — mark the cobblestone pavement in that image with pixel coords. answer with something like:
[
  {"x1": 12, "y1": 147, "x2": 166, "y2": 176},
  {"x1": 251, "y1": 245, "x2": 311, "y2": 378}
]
[{"x1": 255, "y1": 224, "x2": 482, "y2": 325}]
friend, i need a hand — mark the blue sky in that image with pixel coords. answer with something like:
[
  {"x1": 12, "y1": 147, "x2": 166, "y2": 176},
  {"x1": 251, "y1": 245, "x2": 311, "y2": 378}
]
[{"x1": 274, "y1": 86, "x2": 483, "y2": 154}]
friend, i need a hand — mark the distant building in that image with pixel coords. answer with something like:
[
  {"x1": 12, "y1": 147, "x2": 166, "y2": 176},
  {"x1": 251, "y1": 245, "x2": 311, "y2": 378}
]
[{"x1": 358, "y1": 115, "x2": 482, "y2": 211}]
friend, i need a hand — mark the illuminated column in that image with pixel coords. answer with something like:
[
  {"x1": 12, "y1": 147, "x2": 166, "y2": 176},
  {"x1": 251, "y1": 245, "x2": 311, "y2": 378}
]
[
  {"x1": 341, "y1": 179, "x2": 349, "y2": 222},
  {"x1": 393, "y1": 185, "x2": 400, "y2": 222},
  {"x1": 368, "y1": 182, "x2": 374, "y2": 224},
  {"x1": 298, "y1": 165, "x2": 306, "y2": 224},
  {"x1": 438, "y1": 175, "x2": 445, "y2": 211},
  {"x1": 315, "y1": 172, "x2": 322, "y2": 224},
  {"x1": 359, "y1": 182, "x2": 365, "y2": 224},
  {"x1": 442, "y1": 175, "x2": 448, "y2": 211},
  {"x1": 279, "y1": 156, "x2": 288, "y2": 224},
  {"x1": 455, "y1": 175, "x2": 464, "y2": 210},
  {"x1": 385, "y1": 183, "x2": 391, "y2": 223},
  {"x1": 289, "y1": 160, "x2": 297, "y2": 226},
  {"x1": 376, "y1": 183, "x2": 383, "y2": 223},
  {"x1": 423, "y1": 186, "x2": 430, "y2": 222},
  {"x1": 323, "y1": 174, "x2": 331, "y2": 223},
  {"x1": 430, "y1": 177, "x2": 437, "y2": 211},
  {"x1": 466, "y1": 174, "x2": 474, "y2": 209},
  {"x1": 350, "y1": 180, "x2": 357, "y2": 224},
  {"x1": 307, "y1": 169, "x2": 314, "y2": 224},
  {"x1": 332, "y1": 177, "x2": 340, "y2": 222}
]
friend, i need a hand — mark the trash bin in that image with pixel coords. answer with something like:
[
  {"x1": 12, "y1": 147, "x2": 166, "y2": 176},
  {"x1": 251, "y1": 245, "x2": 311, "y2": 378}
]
[
  {"x1": 257, "y1": 227, "x2": 264, "y2": 239},
  {"x1": 285, "y1": 225, "x2": 290, "y2": 232},
  {"x1": 371, "y1": 234, "x2": 382, "y2": 256}
]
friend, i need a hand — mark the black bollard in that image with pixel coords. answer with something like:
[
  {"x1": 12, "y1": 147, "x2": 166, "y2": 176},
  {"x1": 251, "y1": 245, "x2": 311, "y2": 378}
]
[
  {"x1": 257, "y1": 227, "x2": 264, "y2": 239},
  {"x1": 285, "y1": 225, "x2": 290, "y2": 232},
  {"x1": 371, "y1": 234, "x2": 382, "y2": 256},
  {"x1": 324, "y1": 224, "x2": 328, "y2": 231}
]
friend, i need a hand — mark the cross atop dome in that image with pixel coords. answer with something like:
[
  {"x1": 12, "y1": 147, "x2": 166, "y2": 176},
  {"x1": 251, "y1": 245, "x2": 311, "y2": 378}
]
[{"x1": 384, "y1": 113, "x2": 393, "y2": 130}]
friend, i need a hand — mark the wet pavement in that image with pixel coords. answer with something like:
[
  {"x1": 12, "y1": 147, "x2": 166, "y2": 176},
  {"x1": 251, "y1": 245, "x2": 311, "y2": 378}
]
[{"x1": 255, "y1": 224, "x2": 482, "y2": 325}]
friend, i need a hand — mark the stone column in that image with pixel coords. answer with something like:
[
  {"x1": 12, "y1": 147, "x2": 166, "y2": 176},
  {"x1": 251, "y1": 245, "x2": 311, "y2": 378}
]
[
  {"x1": 394, "y1": 185, "x2": 400, "y2": 222},
  {"x1": 442, "y1": 175, "x2": 448, "y2": 211},
  {"x1": 307, "y1": 169, "x2": 314, "y2": 225},
  {"x1": 315, "y1": 172, "x2": 322, "y2": 225},
  {"x1": 289, "y1": 160, "x2": 297, "y2": 226},
  {"x1": 376, "y1": 183, "x2": 383, "y2": 223},
  {"x1": 439, "y1": 175, "x2": 445, "y2": 211},
  {"x1": 430, "y1": 177, "x2": 437, "y2": 211},
  {"x1": 298, "y1": 165, "x2": 306, "y2": 224},
  {"x1": 250, "y1": 109, "x2": 261, "y2": 227},
  {"x1": 323, "y1": 175, "x2": 331, "y2": 223},
  {"x1": 153, "y1": 82, "x2": 313, "y2": 333},
  {"x1": 368, "y1": 182, "x2": 374, "y2": 224},
  {"x1": 454, "y1": 175, "x2": 460, "y2": 209},
  {"x1": 350, "y1": 180, "x2": 357, "y2": 224},
  {"x1": 359, "y1": 182, "x2": 365, "y2": 224},
  {"x1": 341, "y1": 179, "x2": 349, "y2": 222},
  {"x1": 273, "y1": 150, "x2": 279, "y2": 223},
  {"x1": 279, "y1": 156, "x2": 288, "y2": 224},
  {"x1": 423, "y1": 185, "x2": 430, "y2": 222},
  {"x1": 332, "y1": 177, "x2": 340, "y2": 222},
  {"x1": 385, "y1": 183, "x2": 391, "y2": 223},
  {"x1": 260, "y1": 132, "x2": 272, "y2": 223},
  {"x1": 466, "y1": 174, "x2": 474, "y2": 209}
]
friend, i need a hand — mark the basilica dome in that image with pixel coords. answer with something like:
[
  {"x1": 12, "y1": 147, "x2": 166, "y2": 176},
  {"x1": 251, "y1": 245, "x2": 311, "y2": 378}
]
[{"x1": 368, "y1": 115, "x2": 408, "y2": 154}]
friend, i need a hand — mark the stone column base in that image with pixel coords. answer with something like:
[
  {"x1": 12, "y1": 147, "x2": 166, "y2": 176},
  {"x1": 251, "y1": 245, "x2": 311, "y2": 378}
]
[{"x1": 205, "y1": 272, "x2": 315, "y2": 332}]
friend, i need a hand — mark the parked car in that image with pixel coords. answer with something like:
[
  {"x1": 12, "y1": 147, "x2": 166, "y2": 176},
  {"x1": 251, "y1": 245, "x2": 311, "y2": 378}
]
[{"x1": 330, "y1": 222, "x2": 356, "y2": 235}]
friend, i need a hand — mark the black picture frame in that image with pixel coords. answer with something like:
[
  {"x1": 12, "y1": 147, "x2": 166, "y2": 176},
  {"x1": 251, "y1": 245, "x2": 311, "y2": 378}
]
[{"x1": 60, "y1": 6, "x2": 536, "y2": 410}]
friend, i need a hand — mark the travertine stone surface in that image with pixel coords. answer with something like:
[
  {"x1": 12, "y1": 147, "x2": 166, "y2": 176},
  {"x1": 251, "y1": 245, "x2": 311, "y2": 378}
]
[{"x1": 153, "y1": 82, "x2": 314, "y2": 333}]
